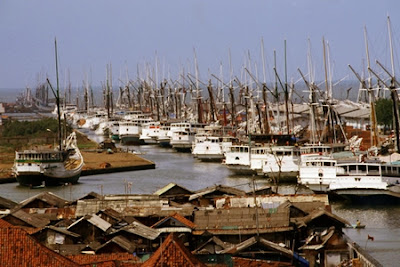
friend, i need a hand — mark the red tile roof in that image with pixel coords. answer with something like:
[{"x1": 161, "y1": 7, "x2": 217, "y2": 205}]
[
  {"x1": 0, "y1": 218, "x2": 14, "y2": 228},
  {"x1": 142, "y1": 233, "x2": 205, "y2": 267},
  {"x1": 68, "y1": 252, "x2": 141, "y2": 266},
  {"x1": 0, "y1": 227, "x2": 80, "y2": 267}
]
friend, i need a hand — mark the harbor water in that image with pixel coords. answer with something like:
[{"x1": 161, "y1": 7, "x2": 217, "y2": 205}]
[{"x1": 0, "y1": 143, "x2": 399, "y2": 265}]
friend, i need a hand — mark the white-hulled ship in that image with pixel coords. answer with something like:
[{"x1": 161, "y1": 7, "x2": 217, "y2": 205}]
[{"x1": 13, "y1": 131, "x2": 84, "y2": 187}]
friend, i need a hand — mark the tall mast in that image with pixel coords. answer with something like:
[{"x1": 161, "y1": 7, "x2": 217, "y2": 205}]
[
  {"x1": 54, "y1": 38, "x2": 62, "y2": 150},
  {"x1": 388, "y1": 16, "x2": 395, "y2": 77},
  {"x1": 194, "y1": 48, "x2": 202, "y2": 123},
  {"x1": 364, "y1": 27, "x2": 379, "y2": 147},
  {"x1": 284, "y1": 40, "x2": 290, "y2": 134},
  {"x1": 274, "y1": 50, "x2": 280, "y2": 132},
  {"x1": 387, "y1": 16, "x2": 400, "y2": 152},
  {"x1": 260, "y1": 38, "x2": 270, "y2": 134},
  {"x1": 228, "y1": 49, "x2": 236, "y2": 127}
]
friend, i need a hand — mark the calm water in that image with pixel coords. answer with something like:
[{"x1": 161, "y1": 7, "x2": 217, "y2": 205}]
[{"x1": 0, "y1": 139, "x2": 399, "y2": 265}]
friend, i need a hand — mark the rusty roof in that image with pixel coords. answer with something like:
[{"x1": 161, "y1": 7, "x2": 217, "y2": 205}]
[
  {"x1": 215, "y1": 194, "x2": 330, "y2": 209},
  {"x1": 2, "y1": 209, "x2": 50, "y2": 228},
  {"x1": 151, "y1": 212, "x2": 196, "y2": 229},
  {"x1": 110, "y1": 221, "x2": 160, "y2": 240},
  {"x1": 18, "y1": 192, "x2": 70, "y2": 208},
  {"x1": 194, "y1": 205, "x2": 291, "y2": 234},
  {"x1": 97, "y1": 207, "x2": 125, "y2": 221}
]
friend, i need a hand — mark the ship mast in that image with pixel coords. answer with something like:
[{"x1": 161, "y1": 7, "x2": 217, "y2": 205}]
[
  {"x1": 364, "y1": 27, "x2": 379, "y2": 148},
  {"x1": 55, "y1": 38, "x2": 62, "y2": 150}
]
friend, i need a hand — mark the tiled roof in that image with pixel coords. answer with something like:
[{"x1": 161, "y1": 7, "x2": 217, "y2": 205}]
[
  {"x1": 68, "y1": 252, "x2": 139, "y2": 265},
  {"x1": 0, "y1": 227, "x2": 80, "y2": 266},
  {"x1": 0, "y1": 218, "x2": 14, "y2": 228},
  {"x1": 142, "y1": 233, "x2": 206, "y2": 267}
]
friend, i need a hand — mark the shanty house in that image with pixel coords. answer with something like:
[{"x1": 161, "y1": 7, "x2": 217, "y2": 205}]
[
  {"x1": 31, "y1": 225, "x2": 81, "y2": 251},
  {"x1": 154, "y1": 183, "x2": 193, "y2": 203},
  {"x1": 67, "y1": 214, "x2": 112, "y2": 244}
]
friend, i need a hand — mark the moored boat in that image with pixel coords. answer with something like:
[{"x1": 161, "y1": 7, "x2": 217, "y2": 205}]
[
  {"x1": 298, "y1": 154, "x2": 400, "y2": 201},
  {"x1": 192, "y1": 135, "x2": 234, "y2": 162},
  {"x1": 13, "y1": 132, "x2": 84, "y2": 187}
]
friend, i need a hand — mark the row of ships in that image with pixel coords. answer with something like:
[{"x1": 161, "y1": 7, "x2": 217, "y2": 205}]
[{"x1": 55, "y1": 105, "x2": 400, "y2": 202}]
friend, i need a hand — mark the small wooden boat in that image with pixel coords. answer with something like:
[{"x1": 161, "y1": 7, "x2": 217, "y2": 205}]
[{"x1": 350, "y1": 224, "x2": 366, "y2": 229}]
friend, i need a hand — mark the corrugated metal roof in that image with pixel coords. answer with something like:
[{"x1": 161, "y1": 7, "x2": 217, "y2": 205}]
[
  {"x1": 157, "y1": 227, "x2": 192, "y2": 233},
  {"x1": 189, "y1": 185, "x2": 246, "y2": 201},
  {"x1": 193, "y1": 226, "x2": 293, "y2": 236},
  {"x1": 75, "y1": 197, "x2": 170, "y2": 217},
  {"x1": 36, "y1": 226, "x2": 81, "y2": 238},
  {"x1": 19, "y1": 192, "x2": 70, "y2": 208},
  {"x1": 95, "y1": 235, "x2": 134, "y2": 253},
  {"x1": 67, "y1": 214, "x2": 111, "y2": 232},
  {"x1": 6, "y1": 209, "x2": 50, "y2": 228},
  {"x1": 299, "y1": 228, "x2": 335, "y2": 251},
  {"x1": 153, "y1": 183, "x2": 193, "y2": 196},
  {"x1": 194, "y1": 206, "x2": 291, "y2": 234},
  {"x1": 219, "y1": 236, "x2": 293, "y2": 257},
  {"x1": 292, "y1": 208, "x2": 350, "y2": 228},
  {"x1": 215, "y1": 194, "x2": 329, "y2": 209},
  {"x1": 87, "y1": 214, "x2": 112, "y2": 232},
  {"x1": 0, "y1": 196, "x2": 18, "y2": 209},
  {"x1": 192, "y1": 236, "x2": 233, "y2": 254},
  {"x1": 111, "y1": 221, "x2": 159, "y2": 240}
]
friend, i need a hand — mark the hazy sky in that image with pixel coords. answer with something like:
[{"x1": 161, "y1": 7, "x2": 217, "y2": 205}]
[{"x1": 1, "y1": 0, "x2": 399, "y2": 90}]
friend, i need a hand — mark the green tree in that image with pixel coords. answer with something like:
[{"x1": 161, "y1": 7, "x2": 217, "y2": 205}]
[
  {"x1": 2, "y1": 118, "x2": 60, "y2": 137},
  {"x1": 375, "y1": 98, "x2": 393, "y2": 129}
]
